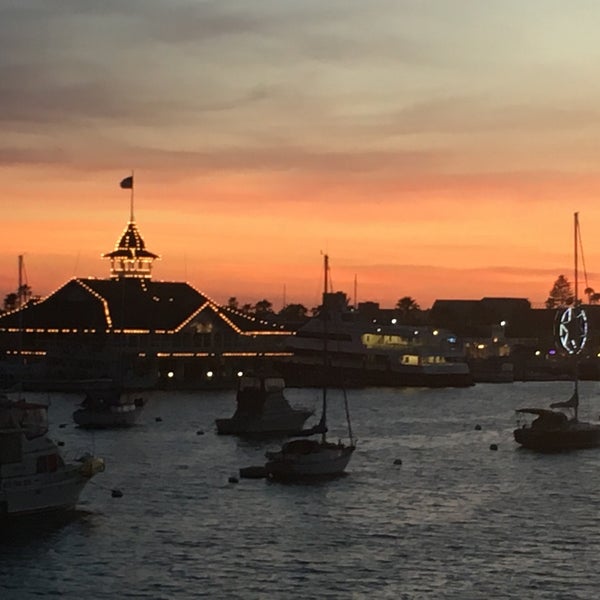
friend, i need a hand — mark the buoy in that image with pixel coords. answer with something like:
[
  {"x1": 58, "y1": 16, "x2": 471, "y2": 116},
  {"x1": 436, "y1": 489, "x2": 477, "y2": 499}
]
[
  {"x1": 489, "y1": 444, "x2": 498, "y2": 451},
  {"x1": 474, "y1": 424, "x2": 482, "y2": 431},
  {"x1": 228, "y1": 476, "x2": 239, "y2": 484},
  {"x1": 196, "y1": 430, "x2": 204, "y2": 435},
  {"x1": 111, "y1": 489, "x2": 123, "y2": 498},
  {"x1": 393, "y1": 459, "x2": 402, "y2": 465},
  {"x1": 155, "y1": 417, "x2": 162, "y2": 422},
  {"x1": 59, "y1": 424, "x2": 67, "y2": 429},
  {"x1": 57, "y1": 441, "x2": 64, "y2": 446}
]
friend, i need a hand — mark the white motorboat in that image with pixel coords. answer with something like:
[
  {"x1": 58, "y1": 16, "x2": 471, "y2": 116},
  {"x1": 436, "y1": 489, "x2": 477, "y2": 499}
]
[{"x1": 1, "y1": 395, "x2": 105, "y2": 518}]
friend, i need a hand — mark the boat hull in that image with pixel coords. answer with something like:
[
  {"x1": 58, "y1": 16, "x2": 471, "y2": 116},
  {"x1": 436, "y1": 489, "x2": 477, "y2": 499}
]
[
  {"x1": 265, "y1": 443, "x2": 355, "y2": 479},
  {"x1": 514, "y1": 425, "x2": 600, "y2": 451},
  {"x1": 0, "y1": 464, "x2": 101, "y2": 517},
  {"x1": 215, "y1": 409, "x2": 312, "y2": 436},
  {"x1": 276, "y1": 362, "x2": 472, "y2": 388},
  {"x1": 73, "y1": 407, "x2": 142, "y2": 429}
]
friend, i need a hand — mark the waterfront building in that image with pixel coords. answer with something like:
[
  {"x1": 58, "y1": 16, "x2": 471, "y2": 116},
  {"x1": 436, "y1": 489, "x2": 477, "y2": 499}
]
[{"x1": 0, "y1": 210, "x2": 292, "y2": 391}]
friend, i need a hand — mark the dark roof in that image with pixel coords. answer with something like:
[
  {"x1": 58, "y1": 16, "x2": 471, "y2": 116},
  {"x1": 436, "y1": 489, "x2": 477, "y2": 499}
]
[
  {"x1": 103, "y1": 221, "x2": 159, "y2": 259},
  {"x1": 0, "y1": 278, "x2": 288, "y2": 335}
]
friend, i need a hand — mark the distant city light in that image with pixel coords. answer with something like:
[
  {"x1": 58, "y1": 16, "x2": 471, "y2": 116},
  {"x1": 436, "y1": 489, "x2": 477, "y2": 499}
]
[
  {"x1": 391, "y1": 318, "x2": 397, "y2": 324},
  {"x1": 500, "y1": 320, "x2": 506, "y2": 327},
  {"x1": 237, "y1": 371, "x2": 243, "y2": 377},
  {"x1": 548, "y1": 349, "x2": 556, "y2": 355},
  {"x1": 206, "y1": 371, "x2": 214, "y2": 378},
  {"x1": 535, "y1": 350, "x2": 541, "y2": 356},
  {"x1": 433, "y1": 330, "x2": 439, "y2": 336},
  {"x1": 167, "y1": 371, "x2": 174, "y2": 378}
]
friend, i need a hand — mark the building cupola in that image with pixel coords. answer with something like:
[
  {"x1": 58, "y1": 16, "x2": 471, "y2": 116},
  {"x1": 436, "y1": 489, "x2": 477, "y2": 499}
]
[{"x1": 103, "y1": 174, "x2": 160, "y2": 279}]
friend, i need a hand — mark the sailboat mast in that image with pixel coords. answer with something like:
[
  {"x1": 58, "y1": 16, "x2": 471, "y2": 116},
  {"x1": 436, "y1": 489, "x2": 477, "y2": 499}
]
[
  {"x1": 321, "y1": 253, "x2": 329, "y2": 444},
  {"x1": 574, "y1": 212, "x2": 579, "y2": 307},
  {"x1": 573, "y1": 212, "x2": 580, "y2": 418}
]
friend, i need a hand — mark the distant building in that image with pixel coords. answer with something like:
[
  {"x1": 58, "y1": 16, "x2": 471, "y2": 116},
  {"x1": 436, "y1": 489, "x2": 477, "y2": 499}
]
[
  {"x1": 430, "y1": 297, "x2": 600, "y2": 381},
  {"x1": 0, "y1": 208, "x2": 292, "y2": 390}
]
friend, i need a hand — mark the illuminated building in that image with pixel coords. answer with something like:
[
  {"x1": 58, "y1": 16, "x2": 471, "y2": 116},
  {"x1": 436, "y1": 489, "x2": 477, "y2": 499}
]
[{"x1": 0, "y1": 211, "x2": 292, "y2": 390}]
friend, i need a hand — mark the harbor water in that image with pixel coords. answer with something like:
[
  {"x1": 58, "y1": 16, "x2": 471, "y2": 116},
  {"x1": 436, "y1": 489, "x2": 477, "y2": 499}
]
[{"x1": 2, "y1": 382, "x2": 600, "y2": 599}]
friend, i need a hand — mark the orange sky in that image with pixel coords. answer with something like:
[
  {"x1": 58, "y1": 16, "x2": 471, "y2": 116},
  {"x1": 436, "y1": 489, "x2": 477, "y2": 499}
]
[{"x1": 3, "y1": 2, "x2": 600, "y2": 310}]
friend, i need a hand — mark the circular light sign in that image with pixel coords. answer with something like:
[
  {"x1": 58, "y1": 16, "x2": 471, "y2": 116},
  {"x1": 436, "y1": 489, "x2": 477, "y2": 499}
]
[{"x1": 558, "y1": 306, "x2": 588, "y2": 355}]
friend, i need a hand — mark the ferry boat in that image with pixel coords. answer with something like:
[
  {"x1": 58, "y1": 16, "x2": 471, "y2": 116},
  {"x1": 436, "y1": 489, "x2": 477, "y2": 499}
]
[{"x1": 277, "y1": 301, "x2": 472, "y2": 388}]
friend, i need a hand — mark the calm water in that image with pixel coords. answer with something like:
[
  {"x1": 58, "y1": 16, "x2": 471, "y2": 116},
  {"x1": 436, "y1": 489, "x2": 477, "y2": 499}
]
[{"x1": 2, "y1": 382, "x2": 600, "y2": 599}]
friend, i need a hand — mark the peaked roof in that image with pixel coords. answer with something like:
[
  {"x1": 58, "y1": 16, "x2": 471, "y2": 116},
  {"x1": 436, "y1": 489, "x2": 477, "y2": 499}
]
[
  {"x1": 0, "y1": 277, "x2": 290, "y2": 336},
  {"x1": 103, "y1": 221, "x2": 159, "y2": 260}
]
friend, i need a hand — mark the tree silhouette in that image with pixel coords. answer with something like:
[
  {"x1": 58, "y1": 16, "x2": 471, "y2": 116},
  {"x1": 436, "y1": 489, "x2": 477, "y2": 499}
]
[
  {"x1": 254, "y1": 299, "x2": 274, "y2": 316},
  {"x1": 3, "y1": 293, "x2": 18, "y2": 312},
  {"x1": 545, "y1": 274, "x2": 574, "y2": 309},
  {"x1": 395, "y1": 296, "x2": 421, "y2": 323},
  {"x1": 584, "y1": 287, "x2": 600, "y2": 304},
  {"x1": 227, "y1": 297, "x2": 239, "y2": 309},
  {"x1": 278, "y1": 303, "x2": 308, "y2": 322}
]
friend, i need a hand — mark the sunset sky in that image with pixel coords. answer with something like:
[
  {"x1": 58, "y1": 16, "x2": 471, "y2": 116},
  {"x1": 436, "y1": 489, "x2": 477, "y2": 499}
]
[{"x1": 3, "y1": 1, "x2": 600, "y2": 311}]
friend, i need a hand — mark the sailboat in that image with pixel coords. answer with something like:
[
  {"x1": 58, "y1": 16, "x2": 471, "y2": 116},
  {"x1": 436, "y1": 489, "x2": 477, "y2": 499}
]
[
  {"x1": 264, "y1": 254, "x2": 356, "y2": 479},
  {"x1": 514, "y1": 212, "x2": 600, "y2": 451}
]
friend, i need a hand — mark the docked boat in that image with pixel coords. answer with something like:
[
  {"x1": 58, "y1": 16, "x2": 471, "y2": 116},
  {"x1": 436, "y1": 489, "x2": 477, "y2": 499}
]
[
  {"x1": 1, "y1": 395, "x2": 105, "y2": 518},
  {"x1": 276, "y1": 303, "x2": 472, "y2": 389},
  {"x1": 265, "y1": 254, "x2": 356, "y2": 480},
  {"x1": 514, "y1": 212, "x2": 600, "y2": 451},
  {"x1": 215, "y1": 375, "x2": 312, "y2": 437},
  {"x1": 73, "y1": 387, "x2": 145, "y2": 429}
]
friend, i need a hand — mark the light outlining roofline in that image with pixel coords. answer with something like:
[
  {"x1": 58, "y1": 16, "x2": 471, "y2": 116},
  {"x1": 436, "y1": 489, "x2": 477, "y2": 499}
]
[
  {"x1": 173, "y1": 300, "x2": 211, "y2": 333},
  {"x1": 75, "y1": 279, "x2": 113, "y2": 328}
]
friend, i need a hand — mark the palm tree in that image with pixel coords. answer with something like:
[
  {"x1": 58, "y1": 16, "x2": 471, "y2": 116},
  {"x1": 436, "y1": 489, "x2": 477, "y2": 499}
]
[{"x1": 395, "y1": 296, "x2": 420, "y2": 323}]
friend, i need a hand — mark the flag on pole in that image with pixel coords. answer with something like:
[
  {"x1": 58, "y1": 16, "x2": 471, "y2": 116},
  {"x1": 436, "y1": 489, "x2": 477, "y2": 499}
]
[{"x1": 120, "y1": 175, "x2": 133, "y2": 189}]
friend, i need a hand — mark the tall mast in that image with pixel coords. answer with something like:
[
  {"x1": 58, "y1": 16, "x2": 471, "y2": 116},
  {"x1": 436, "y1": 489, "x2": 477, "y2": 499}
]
[
  {"x1": 573, "y1": 212, "x2": 580, "y2": 417},
  {"x1": 321, "y1": 253, "x2": 329, "y2": 443},
  {"x1": 574, "y1": 212, "x2": 579, "y2": 306}
]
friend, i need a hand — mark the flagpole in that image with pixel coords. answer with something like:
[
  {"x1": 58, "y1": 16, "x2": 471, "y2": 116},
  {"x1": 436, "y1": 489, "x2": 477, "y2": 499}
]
[{"x1": 130, "y1": 169, "x2": 135, "y2": 222}]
